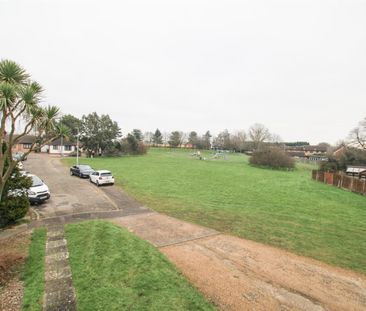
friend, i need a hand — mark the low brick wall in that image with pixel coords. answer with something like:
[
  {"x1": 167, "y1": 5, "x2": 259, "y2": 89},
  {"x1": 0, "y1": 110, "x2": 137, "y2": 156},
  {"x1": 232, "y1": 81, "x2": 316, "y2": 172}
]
[{"x1": 312, "y1": 170, "x2": 366, "y2": 196}]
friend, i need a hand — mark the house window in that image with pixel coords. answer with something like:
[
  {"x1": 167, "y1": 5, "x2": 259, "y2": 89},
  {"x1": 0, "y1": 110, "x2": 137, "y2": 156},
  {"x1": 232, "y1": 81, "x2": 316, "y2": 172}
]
[
  {"x1": 23, "y1": 143, "x2": 32, "y2": 149},
  {"x1": 52, "y1": 145, "x2": 59, "y2": 150},
  {"x1": 64, "y1": 145, "x2": 72, "y2": 151}
]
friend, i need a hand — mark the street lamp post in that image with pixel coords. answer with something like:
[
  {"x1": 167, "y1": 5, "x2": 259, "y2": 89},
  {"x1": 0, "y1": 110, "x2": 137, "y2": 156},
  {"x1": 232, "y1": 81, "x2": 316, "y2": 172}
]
[
  {"x1": 76, "y1": 129, "x2": 79, "y2": 166},
  {"x1": 61, "y1": 135, "x2": 64, "y2": 157}
]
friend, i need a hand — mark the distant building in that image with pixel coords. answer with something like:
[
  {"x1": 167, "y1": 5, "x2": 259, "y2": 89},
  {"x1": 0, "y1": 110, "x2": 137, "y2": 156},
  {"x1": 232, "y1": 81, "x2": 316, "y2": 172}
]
[
  {"x1": 346, "y1": 166, "x2": 366, "y2": 177},
  {"x1": 286, "y1": 151, "x2": 306, "y2": 158},
  {"x1": 333, "y1": 145, "x2": 347, "y2": 159},
  {"x1": 285, "y1": 145, "x2": 328, "y2": 161},
  {"x1": 41, "y1": 138, "x2": 77, "y2": 155},
  {"x1": 9, "y1": 135, "x2": 37, "y2": 153}
]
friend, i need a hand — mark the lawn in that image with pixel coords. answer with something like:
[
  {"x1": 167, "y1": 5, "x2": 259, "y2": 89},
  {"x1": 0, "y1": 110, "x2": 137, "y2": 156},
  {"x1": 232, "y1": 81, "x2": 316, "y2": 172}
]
[
  {"x1": 64, "y1": 148, "x2": 366, "y2": 274},
  {"x1": 65, "y1": 221, "x2": 214, "y2": 311},
  {"x1": 22, "y1": 228, "x2": 46, "y2": 311}
]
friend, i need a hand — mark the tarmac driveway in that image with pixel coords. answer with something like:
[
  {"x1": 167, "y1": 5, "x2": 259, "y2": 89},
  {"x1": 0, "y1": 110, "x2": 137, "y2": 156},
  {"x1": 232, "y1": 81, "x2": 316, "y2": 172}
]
[{"x1": 24, "y1": 153, "x2": 144, "y2": 220}]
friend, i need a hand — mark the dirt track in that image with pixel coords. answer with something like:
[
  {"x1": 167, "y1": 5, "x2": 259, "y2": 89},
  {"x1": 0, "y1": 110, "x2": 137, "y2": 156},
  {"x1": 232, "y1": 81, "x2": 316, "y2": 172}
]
[{"x1": 112, "y1": 213, "x2": 366, "y2": 311}]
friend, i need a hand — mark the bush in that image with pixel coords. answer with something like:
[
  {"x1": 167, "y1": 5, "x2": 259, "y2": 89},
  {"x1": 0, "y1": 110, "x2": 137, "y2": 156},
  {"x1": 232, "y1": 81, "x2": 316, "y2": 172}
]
[
  {"x1": 105, "y1": 135, "x2": 148, "y2": 156},
  {"x1": 0, "y1": 167, "x2": 31, "y2": 228},
  {"x1": 250, "y1": 147, "x2": 295, "y2": 169},
  {"x1": 125, "y1": 133, "x2": 148, "y2": 154},
  {"x1": 0, "y1": 196, "x2": 30, "y2": 228}
]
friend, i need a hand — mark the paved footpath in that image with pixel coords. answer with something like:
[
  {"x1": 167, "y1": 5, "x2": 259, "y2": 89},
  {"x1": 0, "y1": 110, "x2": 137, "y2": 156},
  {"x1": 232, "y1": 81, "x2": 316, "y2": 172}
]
[{"x1": 44, "y1": 225, "x2": 76, "y2": 311}]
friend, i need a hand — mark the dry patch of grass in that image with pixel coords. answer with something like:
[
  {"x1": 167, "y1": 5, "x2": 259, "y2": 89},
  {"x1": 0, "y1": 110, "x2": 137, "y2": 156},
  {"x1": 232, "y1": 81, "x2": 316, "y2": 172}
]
[
  {"x1": 0, "y1": 232, "x2": 31, "y2": 311},
  {"x1": 0, "y1": 232, "x2": 30, "y2": 286}
]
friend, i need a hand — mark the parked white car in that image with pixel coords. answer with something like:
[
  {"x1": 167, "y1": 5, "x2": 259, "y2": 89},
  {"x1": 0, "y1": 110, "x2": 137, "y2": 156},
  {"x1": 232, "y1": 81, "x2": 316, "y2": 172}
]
[
  {"x1": 89, "y1": 170, "x2": 115, "y2": 186},
  {"x1": 27, "y1": 174, "x2": 51, "y2": 204}
]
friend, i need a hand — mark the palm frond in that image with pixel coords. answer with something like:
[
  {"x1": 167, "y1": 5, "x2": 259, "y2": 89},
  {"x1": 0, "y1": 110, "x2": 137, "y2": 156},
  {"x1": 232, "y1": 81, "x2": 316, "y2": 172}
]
[
  {"x1": 55, "y1": 123, "x2": 71, "y2": 139},
  {"x1": 0, "y1": 60, "x2": 29, "y2": 84},
  {"x1": 18, "y1": 83, "x2": 41, "y2": 106},
  {"x1": 37, "y1": 105, "x2": 60, "y2": 134}
]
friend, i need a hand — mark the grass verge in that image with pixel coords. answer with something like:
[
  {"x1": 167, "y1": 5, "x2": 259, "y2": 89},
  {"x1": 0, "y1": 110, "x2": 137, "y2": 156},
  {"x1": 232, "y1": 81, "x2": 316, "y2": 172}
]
[
  {"x1": 65, "y1": 220, "x2": 214, "y2": 311},
  {"x1": 22, "y1": 228, "x2": 46, "y2": 311},
  {"x1": 63, "y1": 148, "x2": 366, "y2": 274}
]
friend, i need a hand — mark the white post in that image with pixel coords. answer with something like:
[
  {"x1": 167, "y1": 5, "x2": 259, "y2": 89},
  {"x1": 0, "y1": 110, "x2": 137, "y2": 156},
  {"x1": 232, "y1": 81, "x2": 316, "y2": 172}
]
[
  {"x1": 76, "y1": 130, "x2": 79, "y2": 166},
  {"x1": 61, "y1": 135, "x2": 64, "y2": 157}
]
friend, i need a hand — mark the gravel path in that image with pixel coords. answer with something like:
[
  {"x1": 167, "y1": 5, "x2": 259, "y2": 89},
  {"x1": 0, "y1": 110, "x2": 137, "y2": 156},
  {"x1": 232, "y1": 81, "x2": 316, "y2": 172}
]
[
  {"x1": 0, "y1": 279, "x2": 24, "y2": 311},
  {"x1": 112, "y1": 213, "x2": 366, "y2": 311}
]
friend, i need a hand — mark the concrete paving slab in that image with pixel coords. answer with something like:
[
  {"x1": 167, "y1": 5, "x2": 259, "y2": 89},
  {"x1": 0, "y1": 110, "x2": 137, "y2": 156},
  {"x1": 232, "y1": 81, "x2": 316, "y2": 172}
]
[
  {"x1": 45, "y1": 264, "x2": 72, "y2": 282},
  {"x1": 46, "y1": 245, "x2": 68, "y2": 256},
  {"x1": 47, "y1": 239, "x2": 67, "y2": 249},
  {"x1": 44, "y1": 287, "x2": 76, "y2": 311}
]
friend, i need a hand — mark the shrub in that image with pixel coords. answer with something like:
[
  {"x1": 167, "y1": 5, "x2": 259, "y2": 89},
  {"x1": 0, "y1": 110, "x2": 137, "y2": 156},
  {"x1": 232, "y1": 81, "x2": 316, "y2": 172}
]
[
  {"x1": 250, "y1": 147, "x2": 295, "y2": 169},
  {"x1": 105, "y1": 136, "x2": 148, "y2": 156},
  {"x1": 117, "y1": 136, "x2": 148, "y2": 155},
  {"x1": 0, "y1": 167, "x2": 31, "y2": 228}
]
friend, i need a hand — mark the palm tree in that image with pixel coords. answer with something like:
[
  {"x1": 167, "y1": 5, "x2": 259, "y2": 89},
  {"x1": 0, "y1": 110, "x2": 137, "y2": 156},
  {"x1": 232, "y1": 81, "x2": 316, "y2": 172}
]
[
  {"x1": 0, "y1": 59, "x2": 60, "y2": 200},
  {"x1": 56, "y1": 123, "x2": 71, "y2": 157}
]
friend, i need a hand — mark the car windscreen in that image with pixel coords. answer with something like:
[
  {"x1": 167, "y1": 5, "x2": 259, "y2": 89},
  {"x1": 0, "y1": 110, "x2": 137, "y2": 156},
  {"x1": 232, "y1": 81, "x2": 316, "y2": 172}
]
[
  {"x1": 79, "y1": 165, "x2": 92, "y2": 170},
  {"x1": 31, "y1": 176, "x2": 43, "y2": 187},
  {"x1": 101, "y1": 173, "x2": 112, "y2": 176}
]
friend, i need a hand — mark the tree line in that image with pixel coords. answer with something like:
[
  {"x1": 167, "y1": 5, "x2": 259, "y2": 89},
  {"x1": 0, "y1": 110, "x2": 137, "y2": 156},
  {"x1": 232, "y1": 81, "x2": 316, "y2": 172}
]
[
  {"x1": 58, "y1": 114, "x2": 287, "y2": 154},
  {"x1": 141, "y1": 123, "x2": 283, "y2": 152}
]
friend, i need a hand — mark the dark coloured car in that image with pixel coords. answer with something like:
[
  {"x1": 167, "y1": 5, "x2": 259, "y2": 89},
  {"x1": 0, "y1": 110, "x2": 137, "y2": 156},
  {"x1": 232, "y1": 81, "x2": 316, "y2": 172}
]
[{"x1": 70, "y1": 165, "x2": 95, "y2": 178}]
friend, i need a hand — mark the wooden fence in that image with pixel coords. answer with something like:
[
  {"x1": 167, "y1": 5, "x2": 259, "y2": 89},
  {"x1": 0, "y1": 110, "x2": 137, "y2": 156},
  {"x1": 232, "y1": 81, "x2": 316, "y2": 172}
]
[{"x1": 312, "y1": 170, "x2": 366, "y2": 196}]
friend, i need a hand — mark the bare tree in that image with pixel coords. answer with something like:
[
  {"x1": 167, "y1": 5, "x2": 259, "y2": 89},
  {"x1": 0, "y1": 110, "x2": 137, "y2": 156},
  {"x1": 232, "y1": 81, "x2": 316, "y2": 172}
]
[
  {"x1": 349, "y1": 118, "x2": 366, "y2": 149},
  {"x1": 231, "y1": 130, "x2": 247, "y2": 151},
  {"x1": 179, "y1": 132, "x2": 187, "y2": 147},
  {"x1": 270, "y1": 133, "x2": 282, "y2": 144},
  {"x1": 143, "y1": 131, "x2": 153, "y2": 144},
  {"x1": 213, "y1": 129, "x2": 231, "y2": 150},
  {"x1": 248, "y1": 123, "x2": 271, "y2": 149},
  {"x1": 162, "y1": 131, "x2": 170, "y2": 145}
]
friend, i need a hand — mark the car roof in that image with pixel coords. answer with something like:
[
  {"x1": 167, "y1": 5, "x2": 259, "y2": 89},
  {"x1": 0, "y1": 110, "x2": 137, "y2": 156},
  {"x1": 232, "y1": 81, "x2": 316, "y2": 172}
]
[{"x1": 96, "y1": 170, "x2": 111, "y2": 173}]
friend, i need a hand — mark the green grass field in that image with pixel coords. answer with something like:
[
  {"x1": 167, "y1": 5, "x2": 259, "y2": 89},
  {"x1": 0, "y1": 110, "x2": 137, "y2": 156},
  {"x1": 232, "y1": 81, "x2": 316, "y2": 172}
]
[
  {"x1": 65, "y1": 221, "x2": 214, "y2": 311},
  {"x1": 22, "y1": 228, "x2": 46, "y2": 311},
  {"x1": 65, "y1": 148, "x2": 366, "y2": 273}
]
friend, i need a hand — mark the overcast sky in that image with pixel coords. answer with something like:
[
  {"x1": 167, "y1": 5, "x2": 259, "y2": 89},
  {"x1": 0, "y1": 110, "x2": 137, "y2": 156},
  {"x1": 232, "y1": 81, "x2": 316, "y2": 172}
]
[{"x1": 1, "y1": 0, "x2": 365, "y2": 144}]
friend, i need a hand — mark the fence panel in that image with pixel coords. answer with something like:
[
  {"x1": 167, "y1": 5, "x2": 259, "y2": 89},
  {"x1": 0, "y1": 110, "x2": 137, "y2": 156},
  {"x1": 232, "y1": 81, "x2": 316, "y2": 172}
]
[
  {"x1": 333, "y1": 173, "x2": 341, "y2": 187},
  {"x1": 312, "y1": 170, "x2": 366, "y2": 196},
  {"x1": 317, "y1": 171, "x2": 324, "y2": 182},
  {"x1": 341, "y1": 175, "x2": 351, "y2": 190},
  {"x1": 324, "y1": 172, "x2": 333, "y2": 185}
]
